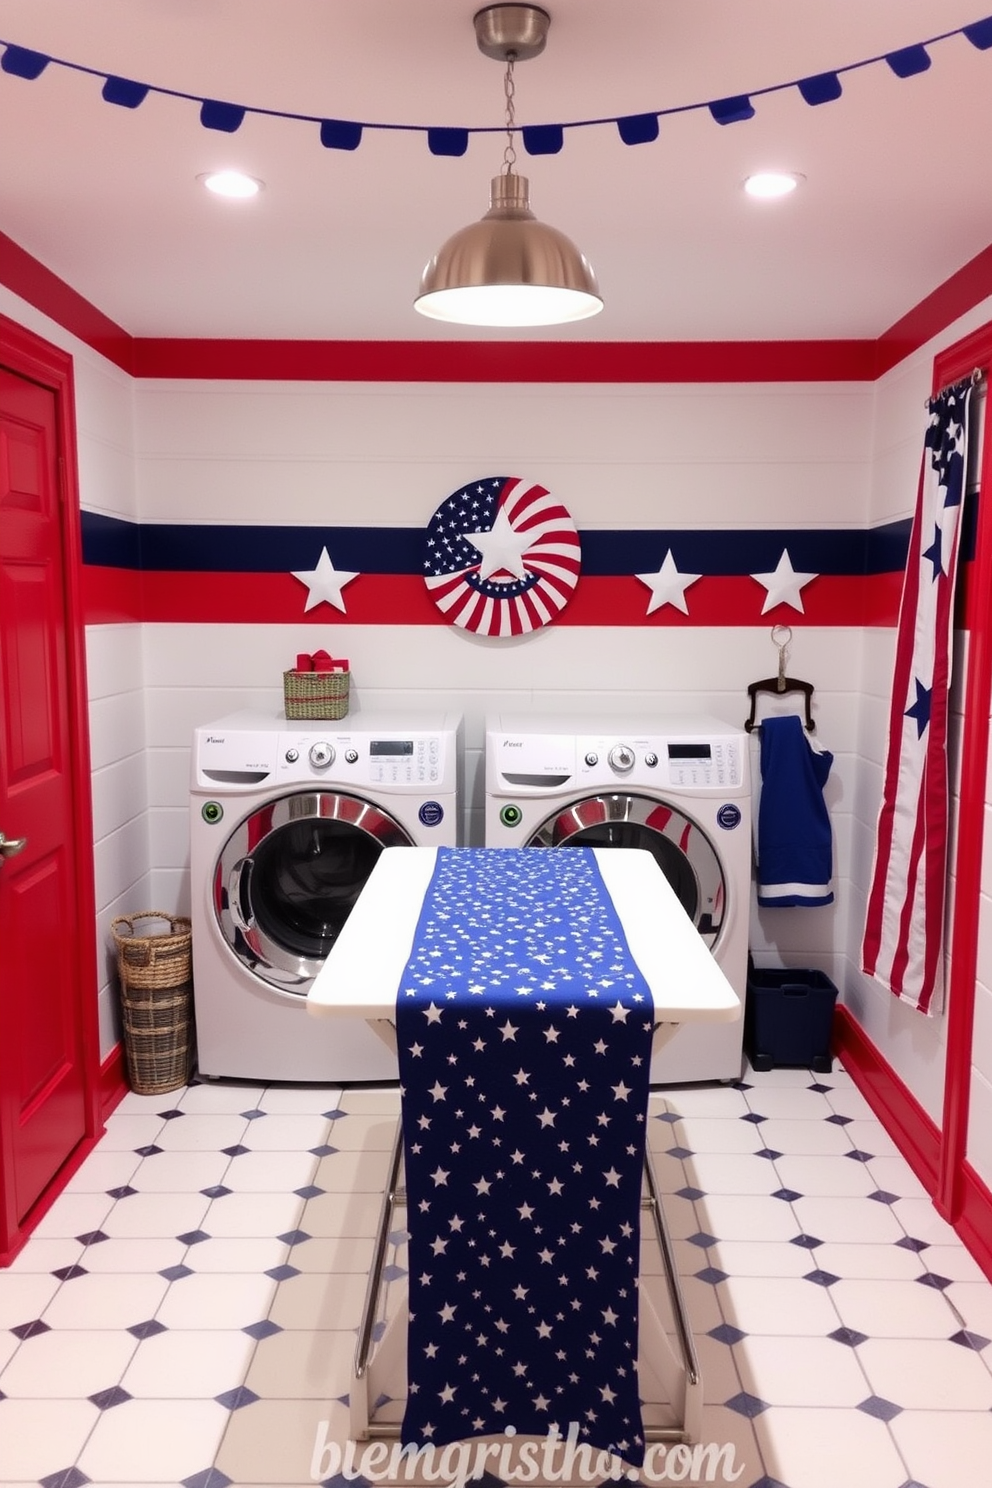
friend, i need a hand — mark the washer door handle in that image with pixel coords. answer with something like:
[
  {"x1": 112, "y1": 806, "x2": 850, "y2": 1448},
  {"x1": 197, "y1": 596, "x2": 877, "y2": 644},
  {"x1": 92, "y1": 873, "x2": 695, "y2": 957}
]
[{"x1": 229, "y1": 856, "x2": 256, "y2": 938}]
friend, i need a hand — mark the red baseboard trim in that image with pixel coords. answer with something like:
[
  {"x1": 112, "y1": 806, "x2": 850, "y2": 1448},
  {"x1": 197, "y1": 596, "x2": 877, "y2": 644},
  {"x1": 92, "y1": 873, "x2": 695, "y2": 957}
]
[
  {"x1": 834, "y1": 1004, "x2": 992, "y2": 1283},
  {"x1": 833, "y1": 1004, "x2": 941, "y2": 1190},
  {"x1": 100, "y1": 1041, "x2": 129, "y2": 1120}
]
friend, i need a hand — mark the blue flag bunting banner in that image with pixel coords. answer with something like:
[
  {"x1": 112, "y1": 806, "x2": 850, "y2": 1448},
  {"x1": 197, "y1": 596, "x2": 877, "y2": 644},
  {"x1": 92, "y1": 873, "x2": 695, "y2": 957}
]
[
  {"x1": 395, "y1": 846, "x2": 654, "y2": 1464},
  {"x1": 1, "y1": 17, "x2": 991, "y2": 155}
]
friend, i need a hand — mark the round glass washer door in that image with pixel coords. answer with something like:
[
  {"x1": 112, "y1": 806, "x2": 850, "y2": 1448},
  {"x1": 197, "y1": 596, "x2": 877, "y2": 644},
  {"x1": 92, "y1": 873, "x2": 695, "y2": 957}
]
[
  {"x1": 214, "y1": 791, "x2": 413, "y2": 993},
  {"x1": 526, "y1": 792, "x2": 727, "y2": 949}
]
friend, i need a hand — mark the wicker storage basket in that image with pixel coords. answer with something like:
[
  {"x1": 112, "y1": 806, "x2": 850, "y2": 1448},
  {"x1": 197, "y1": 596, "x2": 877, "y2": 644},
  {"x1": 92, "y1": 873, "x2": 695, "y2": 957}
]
[
  {"x1": 111, "y1": 912, "x2": 194, "y2": 1095},
  {"x1": 283, "y1": 668, "x2": 350, "y2": 720}
]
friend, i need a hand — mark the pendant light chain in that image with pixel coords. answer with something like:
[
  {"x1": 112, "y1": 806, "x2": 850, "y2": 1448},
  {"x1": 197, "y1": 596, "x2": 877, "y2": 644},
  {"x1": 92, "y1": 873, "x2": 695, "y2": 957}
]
[{"x1": 502, "y1": 52, "x2": 517, "y2": 174}]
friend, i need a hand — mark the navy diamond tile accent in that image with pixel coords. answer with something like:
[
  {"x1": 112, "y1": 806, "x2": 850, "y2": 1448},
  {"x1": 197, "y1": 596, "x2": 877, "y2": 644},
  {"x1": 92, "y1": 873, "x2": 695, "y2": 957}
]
[
  {"x1": 388, "y1": 1228, "x2": 410, "y2": 1245},
  {"x1": 654, "y1": 1111, "x2": 681, "y2": 1124},
  {"x1": 807, "y1": 1082, "x2": 832, "y2": 1093},
  {"x1": 222, "y1": 1144, "x2": 250, "y2": 1157},
  {"x1": 804, "y1": 1269, "x2": 841, "y2": 1287},
  {"x1": 731, "y1": 1079, "x2": 753, "y2": 1089},
  {"x1": 201, "y1": 1185, "x2": 232, "y2": 1199},
  {"x1": 740, "y1": 1112, "x2": 767, "y2": 1123},
  {"x1": 310, "y1": 1144, "x2": 338, "y2": 1157},
  {"x1": 241, "y1": 1108, "x2": 266, "y2": 1120},
  {"x1": 265, "y1": 1263, "x2": 301, "y2": 1282},
  {"x1": 320, "y1": 1475, "x2": 371, "y2": 1488},
  {"x1": 177, "y1": 1229, "x2": 211, "y2": 1245},
  {"x1": 846, "y1": 1149, "x2": 874, "y2": 1163},
  {"x1": 829, "y1": 1326, "x2": 869, "y2": 1347},
  {"x1": 897, "y1": 1481, "x2": 934, "y2": 1488},
  {"x1": 771, "y1": 1187, "x2": 803, "y2": 1202},
  {"x1": 755, "y1": 1148, "x2": 783, "y2": 1160},
  {"x1": 157, "y1": 1108, "x2": 185, "y2": 1120},
  {"x1": 686, "y1": 1231, "x2": 719, "y2": 1248},
  {"x1": 216, "y1": 1385, "x2": 260, "y2": 1410},
  {"x1": 294, "y1": 1185, "x2": 325, "y2": 1199},
  {"x1": 674, "y1": 1186, "x2": 706, "y2": 1201},
  {"x1": 160, "y1": 1263, "x2": 194, "y2": 1281},
  {"x1": 52, "y1": 1264, "x2": 89, "y2": 1281},
  {"x1": 694, "y1": 1266, "x2": 729, "y2": 1284},
  {"x1": 106, "y1": 1185, "x2": 138, "y2": 1199},
  {"x1": 277, "y1": 1228, "x2": 312, "y2": 1246},
  {"x1": 323, "y1": 1108, "x2": 347, "y2": 1120},
  {"x1": 134, "y1": 1144, "x2": 163, "y2": 1157},
  {"x1": 127, "y1": 1318, "x2": 168, "y2": 1339},
  {"x1": 75, "y1": 1229, "x2": 109, "y2": 1246},
  {"x1": 666, "y1": 1145, "x2": 694, "y2": 1159},
  {"x1": 11, "y1": 1318, "x2": 51, "y2": 1340},
  {"x1": 371, "y1": 1319, "x2": 387, "y2": 1343},
  {"x1": 724, "y1": 1390, "x2": 769, "y2": 1418},
  {"x1": 708, "y1": 1323, "x2": 747, "y2": 1345},
  {"x1": 868, "y1": 1190, "x2": 900, "y2": 1205},
  {"x1": 39, "y1": 1469, "x2": 91, "y2": 1488},
  {"x1": 382, "y1": 1263, "x2": 407, "y2": 1282},
  {"x1": 825, "y1": 1113, "x2": 853, "y2": 1125},
  {"x1": 748, "y1": 1479, "x2": 790, "y2": 1488},
  {"x1": 88, "y1": 1385, "x2": 132, "y2": 1410},
  {"x1": 916, "y1": 1272, "x2": 953, "y2": 1290},
  {"x1": 950, "y1": 1328, "x2": 991, "y2": 1351},
  {"x1": 858, "y1": 1394, "x2": 902, "y2": 1422},
  {"x1": 243, "y1": 1318, "x2": 283, "y2": 1340},
  {"x1": 790, "y1": 1233, "x2": 823, "y2": 1250},
  {"x1": 896, "y1": 1235, "x2": 930, "y2": 1252},
  {"x1": 182, "y1": 1471, "x2": 234, "y2": 1488}
]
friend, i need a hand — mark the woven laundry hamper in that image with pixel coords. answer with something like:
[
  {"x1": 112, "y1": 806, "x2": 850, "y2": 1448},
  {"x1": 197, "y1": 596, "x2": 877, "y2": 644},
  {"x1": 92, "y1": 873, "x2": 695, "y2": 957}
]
[{"x1": 111, "y1": 912, "x2": 194, "y2": 1095}]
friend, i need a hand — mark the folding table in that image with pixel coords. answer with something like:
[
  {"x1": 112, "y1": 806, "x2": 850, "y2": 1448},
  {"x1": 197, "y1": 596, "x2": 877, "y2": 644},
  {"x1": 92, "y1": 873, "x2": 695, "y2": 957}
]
[{"x1": 307, "y1": 846, "x2": 740, "y2": 1451}]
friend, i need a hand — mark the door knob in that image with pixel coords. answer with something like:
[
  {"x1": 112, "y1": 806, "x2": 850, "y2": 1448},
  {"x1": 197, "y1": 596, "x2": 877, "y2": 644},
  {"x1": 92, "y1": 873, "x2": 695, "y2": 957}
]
[{"x1": 0, "y1": 832, "x2": 27, "y2": 859}]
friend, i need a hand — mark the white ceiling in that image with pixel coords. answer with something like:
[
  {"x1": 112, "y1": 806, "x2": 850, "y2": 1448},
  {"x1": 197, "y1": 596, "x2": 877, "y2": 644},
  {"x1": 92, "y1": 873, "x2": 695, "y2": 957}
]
[{"x1": 0, "y1": 0, "x2": 989, "y2": 342}]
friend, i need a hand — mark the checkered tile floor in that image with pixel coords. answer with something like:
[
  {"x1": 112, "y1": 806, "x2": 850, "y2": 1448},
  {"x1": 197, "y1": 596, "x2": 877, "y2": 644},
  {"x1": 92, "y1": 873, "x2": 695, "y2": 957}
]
[{"x1": 1, "y1": 1064, "x2": 990, "y2": 1487}]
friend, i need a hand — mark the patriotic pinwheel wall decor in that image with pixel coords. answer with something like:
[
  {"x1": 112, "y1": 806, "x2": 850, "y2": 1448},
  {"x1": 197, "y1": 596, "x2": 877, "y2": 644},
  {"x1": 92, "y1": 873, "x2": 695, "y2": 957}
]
[{"x1": 423, "y1": 476, "x2": 581, "y2": 637}]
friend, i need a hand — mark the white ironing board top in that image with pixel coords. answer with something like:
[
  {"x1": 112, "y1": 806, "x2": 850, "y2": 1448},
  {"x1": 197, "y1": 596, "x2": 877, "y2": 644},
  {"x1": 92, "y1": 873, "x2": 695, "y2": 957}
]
[{"x1": 307, "y1": 846, "x2": 740, "y2": 1024}]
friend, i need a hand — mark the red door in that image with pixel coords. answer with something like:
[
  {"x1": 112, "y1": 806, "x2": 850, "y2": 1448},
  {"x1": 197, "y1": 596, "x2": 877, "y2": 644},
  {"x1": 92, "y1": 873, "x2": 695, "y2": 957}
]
[{"x1": 0, "y1": 359, "x2": 93, "y2": 1254}]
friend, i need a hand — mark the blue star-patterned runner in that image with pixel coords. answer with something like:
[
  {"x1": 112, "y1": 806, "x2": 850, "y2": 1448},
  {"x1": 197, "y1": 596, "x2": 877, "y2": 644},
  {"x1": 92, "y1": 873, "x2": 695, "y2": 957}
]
[{"x1": 396, "y1": 847, "x2": 654, "y2": 1464}]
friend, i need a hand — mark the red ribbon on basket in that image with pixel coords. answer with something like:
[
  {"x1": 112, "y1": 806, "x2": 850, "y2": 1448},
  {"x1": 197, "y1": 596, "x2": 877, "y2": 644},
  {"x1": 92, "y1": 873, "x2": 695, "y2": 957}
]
[{"x1": 294, "y1": 649, "x2": 349, "y2": 673}]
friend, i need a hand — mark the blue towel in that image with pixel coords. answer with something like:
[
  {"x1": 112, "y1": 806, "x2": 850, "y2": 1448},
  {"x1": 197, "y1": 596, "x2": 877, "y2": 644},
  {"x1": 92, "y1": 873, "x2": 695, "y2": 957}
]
[{"x1": 756, "y1": 715, "x2": 834, "y2": 907}]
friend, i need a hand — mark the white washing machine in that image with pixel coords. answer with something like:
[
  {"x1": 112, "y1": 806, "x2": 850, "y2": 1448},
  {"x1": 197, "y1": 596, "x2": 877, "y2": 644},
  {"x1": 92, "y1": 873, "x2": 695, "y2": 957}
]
[
  {"x1": 190, "y1": 709, "x2": 462, "y2": 1082},
  {"x1": 485, "y1": 713, "x2": 751, "y2": 1083}
]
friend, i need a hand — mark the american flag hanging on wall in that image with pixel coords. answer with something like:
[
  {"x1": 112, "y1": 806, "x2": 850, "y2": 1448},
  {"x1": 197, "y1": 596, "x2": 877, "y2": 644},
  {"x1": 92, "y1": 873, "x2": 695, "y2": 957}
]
[
  {"x1": 861, "y1": 377, "x2": 974, "y2": 1015},
  {"x1": 423, "y1": 476, "x2": 581, "y2": 636}
]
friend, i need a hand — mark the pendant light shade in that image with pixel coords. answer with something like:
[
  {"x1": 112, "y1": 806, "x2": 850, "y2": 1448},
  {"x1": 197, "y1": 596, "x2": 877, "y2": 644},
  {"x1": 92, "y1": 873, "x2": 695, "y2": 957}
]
[
  {"x1": 415, "y1": 171, "x2": 602, "y2": 326},
  {"x1": 415, "y1": 6, "x2": 602, "y2": 328}
]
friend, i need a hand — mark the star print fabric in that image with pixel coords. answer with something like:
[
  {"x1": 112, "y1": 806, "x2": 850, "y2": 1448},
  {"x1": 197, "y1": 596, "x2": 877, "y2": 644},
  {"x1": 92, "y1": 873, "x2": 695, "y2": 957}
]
[{"x1": 396, "y1": 847, "x2": 654, "y2": 1464}]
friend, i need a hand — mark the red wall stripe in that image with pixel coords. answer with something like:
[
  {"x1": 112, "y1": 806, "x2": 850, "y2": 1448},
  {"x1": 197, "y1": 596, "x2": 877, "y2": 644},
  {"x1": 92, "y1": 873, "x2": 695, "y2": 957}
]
[
  {"x1": 876, "y1": 242, "x2": 992, "y2": 378},
  {"x1": 0, "y1": 231, "x2": 132, "y2": 372},
  {"x1": 82, "y1": 567, "x2": 903, "y2": 627}
]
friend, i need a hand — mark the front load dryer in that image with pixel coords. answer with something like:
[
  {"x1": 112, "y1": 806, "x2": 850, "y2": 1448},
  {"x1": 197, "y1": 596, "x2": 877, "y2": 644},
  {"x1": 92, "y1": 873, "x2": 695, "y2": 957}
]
[
  {"x1": 191, "y1": 709, "x2": 462, "y2": 1082},
  {"x1": 485, "y1": 713, "x2": 751, "y2": 1083}
]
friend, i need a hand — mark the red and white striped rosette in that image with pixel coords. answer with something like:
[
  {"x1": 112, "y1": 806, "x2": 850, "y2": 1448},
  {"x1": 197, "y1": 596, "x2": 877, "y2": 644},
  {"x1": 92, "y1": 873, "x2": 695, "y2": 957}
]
[{"x1": 423, "y1": 475, "x2": 581, "y2": 637}]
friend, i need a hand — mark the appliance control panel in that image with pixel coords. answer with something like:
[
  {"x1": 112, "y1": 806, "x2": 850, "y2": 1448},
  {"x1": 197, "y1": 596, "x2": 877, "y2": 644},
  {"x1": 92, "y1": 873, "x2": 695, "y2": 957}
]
[
  {"x1": 274, "y1": 730, "x2": 448, "y2": 788},
  {"x1": 491, "y1": 729, "x2": 744, "y2": 792}
]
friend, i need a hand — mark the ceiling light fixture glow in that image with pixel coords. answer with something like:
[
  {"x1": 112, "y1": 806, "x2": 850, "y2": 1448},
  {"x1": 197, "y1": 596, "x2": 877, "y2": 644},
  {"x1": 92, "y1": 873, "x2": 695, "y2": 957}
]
[
  {"x1": 743, "y1": 171, "x2": 803, "y2": 200},
  {"x1": 199, "y1": 170, "x2": 263, "y2": 199},
  {"x1": 415, "y1": 5, "x2": 602, "y2": 328}
]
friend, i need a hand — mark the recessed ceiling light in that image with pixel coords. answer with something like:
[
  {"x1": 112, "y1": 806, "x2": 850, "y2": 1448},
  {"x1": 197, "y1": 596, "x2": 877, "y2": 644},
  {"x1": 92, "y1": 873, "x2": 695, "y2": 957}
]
[
  {"x1": 198, "y1": 170, "x2": 264, "y2": 199},
  {"x1": 743, "y1": 171, "x2": 803, "y2": 200}
]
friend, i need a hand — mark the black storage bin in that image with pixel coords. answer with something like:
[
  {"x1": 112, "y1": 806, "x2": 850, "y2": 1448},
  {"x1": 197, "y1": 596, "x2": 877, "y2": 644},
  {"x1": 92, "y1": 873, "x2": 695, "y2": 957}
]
[{"x1": 745, "y1": 967, "x2": 838, "y2": 1073}]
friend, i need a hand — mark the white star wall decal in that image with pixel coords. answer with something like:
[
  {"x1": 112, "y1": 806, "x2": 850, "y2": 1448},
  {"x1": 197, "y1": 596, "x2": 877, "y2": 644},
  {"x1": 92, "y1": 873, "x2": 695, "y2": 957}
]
[
  {"x1": 750, "y1": 548, "x2": 818, "y2": 614},
  {"x1": 635, "y1": 549, "x2": 702, "y2": 615},
  {"x1": 465, "y1": 505, "x2": 532, "y2": 581},
  {"x1": 290, "y1": 545, "x2": 359, "y2": 613}
]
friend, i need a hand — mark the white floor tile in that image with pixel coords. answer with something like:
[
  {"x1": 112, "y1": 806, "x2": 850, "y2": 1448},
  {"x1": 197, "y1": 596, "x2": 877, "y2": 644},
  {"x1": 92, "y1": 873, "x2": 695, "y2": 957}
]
[
  {"x1": 742, "y1": 1087, "x2": 836, "y2": 1120},
  {"x1": 945, "y1": 1279, "x2": 992, "y2": 1333},
  {"x1": 75, "y1": 1237, "x2": 188, "y2": 1273},
  {"x1": 258, "y1": 1084, "x2": 344, "y2": 1113},
  {"x1": 312, "y1": 1147, "x2": 395, "y2": 1193},
  {"x1": 96, "y1": 1112, "x2": 169, "y2": 1149},
  {"x1": 0, "y1": 1327, "x2": 138, "y2": 1396},
  {"x1": 2, "y1": 1236, "x2": 84, "y2": 1273},
  {"x1": 120, "y1": 1327, "x2": 257, "y2": 1396},
  {"x1": 774, "y1": 1153, "x2": 880, "y2": 1197},
  {"x1": 267, "y1": 1271, "x2": 366, "y2": 1330},
  {"x1": 296, "y1": 1190, "x2": 383, "y2": 1239},
  {"x1": 858, "y1": 1335, "x2": 992, "y2": 1409},
  {"x1": 844, "y1": 1119, "x2": 901, "y2": 1156},
  {"x1": 829, "y1": 1277, "x2": 965, "y2": 1338},
  {"x1": 822, "y1": 1085, "x2": 876, "y2": 1121},
  {"x1": 0, "y1": 1272, "x2": 61, "y2": 1327},
  {"x1": 709, "y1": 1239, "x2": 816, "y2": 1279},
  {"x1": 791, "y1": 1194, "x2": 907, "y2": 1244},
  {"x1": 29, "y1": 1190, "x2": 115, "y2": 1237},
  {"x1": 178, "y1": 1081, "x2": 266, "y2": 1112},
  {"x1": 236, "y1": 1112, "x2": 335, "y2": 1150},
  {"x1": 717, "y1": 1275, "x2": 841, "y2": 1335},
  {"x1": 890, "y1": 1409, "x2": 992, "y2": 1488},
  {"x1": 337, "y1": 1086, "x2": 401, "y2": 1114},
  {"x1": 682, "y1": 1152, "x2": 784, "y2": 1195},
  {"x1": 319, "y1": 1113, "x2": 398, "y2": 1151},
  {"x1": 890, "y1": 1195, "x2": 965, "y2": 1244},
  {"x1": 697, "y1": 1193, "x2": 805, "y2": 1242},
  {"x1": 243, "y1": 1327, "x2": 355, "y2": 1398},
  {"x1": 181, "y1": 1236, "x2": 292, "y2": 1273},
  {"x1": 736, "y1": 1334, "x2": 871, "y2": 1406},
  {"x1": 665, "y1": 1116, "x2": 765, "y2": 1154},
  {"x1": 154, "y1": 1271, "x2": 279, "y2": 1329},
  {"x1": 813, "y1": 1240, "x2": 926, "y2": 1281},
  {"x1": 0, "y1": 1399, "x2": 100, "y2": 1480},
  {"x1": 922, "y1": 1245, "x2": 991, "y2": 1284},
  {"x1": 200, "y1": 1190, "x2": 307, "y2": 1238},
  {"x1": 64, "y1": 1147, "x2": 143, "y2": 1192},
  {"x1": 652, "y1": 1086, "x2": 750, "y2": 1117},
  {"x1": 98, "y1": 1191, "x2": 211, "y2": 1239},
  {"x1": 77, "y1": 1397, "x2": 230, "y2": 1482},
  {"x1": 152, "y1": 1113, "x2": 252, "y2": 1151},
  {"x1": 757, "y1": 1117, "x2": 857, "y2": 1156},
  {"x1": 755, "y1": 1404, "x2": 909, "y2": 1488},
  {"x1": 129, "y1": 1149, "x2": 232, "y2": 1192},
  {"x1": 42, "y1": 1272, "x2": 170, "y2": 1329},
  {"x1": 224, "y1": 1149, "x2": 320, "y2": 1192}
]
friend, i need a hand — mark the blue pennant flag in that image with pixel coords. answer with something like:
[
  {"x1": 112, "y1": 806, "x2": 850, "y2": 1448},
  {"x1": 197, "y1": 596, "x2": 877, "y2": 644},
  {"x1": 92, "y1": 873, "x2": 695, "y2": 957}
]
[{"x1": 396, "y1": 847, "x2": 654, "y2": 1465}]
